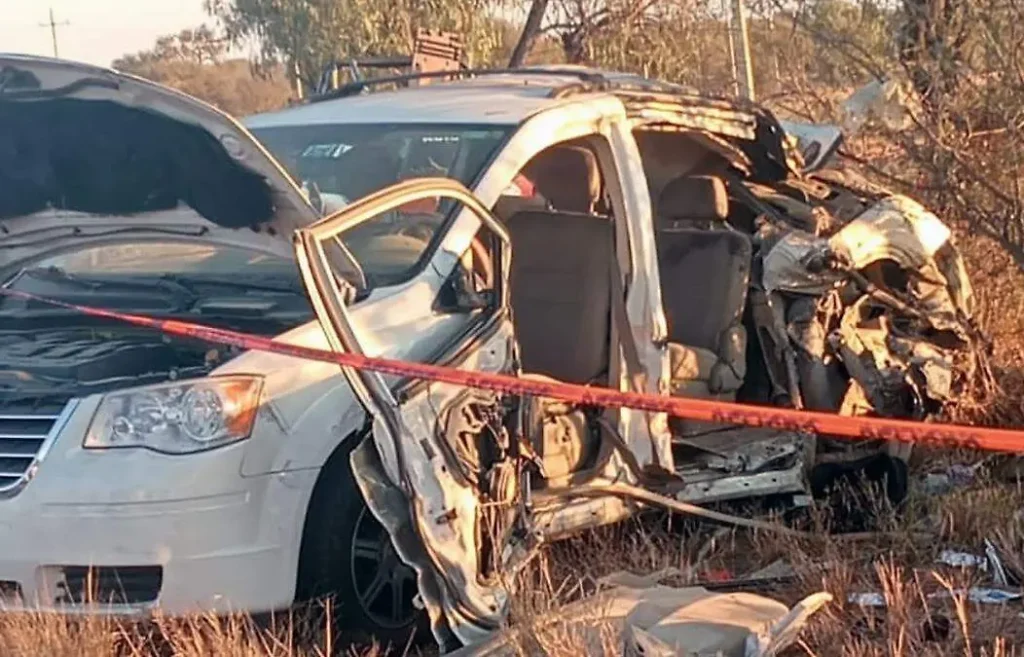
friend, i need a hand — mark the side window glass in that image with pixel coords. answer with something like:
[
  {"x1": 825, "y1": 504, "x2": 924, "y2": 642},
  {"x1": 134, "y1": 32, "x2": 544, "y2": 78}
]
[{"x1": 336, "y1": 196, "x2": 452, "y2": 289}]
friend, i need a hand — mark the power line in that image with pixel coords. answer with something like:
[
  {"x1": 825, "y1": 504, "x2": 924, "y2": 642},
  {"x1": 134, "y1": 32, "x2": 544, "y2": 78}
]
[{"x1": 38, "y1": 8, "x2": 70, "y2": 59}]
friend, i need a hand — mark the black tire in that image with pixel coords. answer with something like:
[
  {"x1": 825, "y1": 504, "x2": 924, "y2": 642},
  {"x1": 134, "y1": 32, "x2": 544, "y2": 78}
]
[{"x1": 296, "y1": 438, "x2": 428, "y2": 645}]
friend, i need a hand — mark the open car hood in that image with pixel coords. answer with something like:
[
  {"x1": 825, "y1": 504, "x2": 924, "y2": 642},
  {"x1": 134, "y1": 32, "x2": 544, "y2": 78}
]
[{"x1": 0, "y1": 55, "x2": 319, "y2": 248}]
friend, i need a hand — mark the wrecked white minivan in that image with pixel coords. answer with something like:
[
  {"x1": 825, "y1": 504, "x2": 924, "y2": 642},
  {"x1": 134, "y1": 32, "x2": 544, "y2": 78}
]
[{"x1": 0, "y1": 56, "x2": 986, "y2": 650}]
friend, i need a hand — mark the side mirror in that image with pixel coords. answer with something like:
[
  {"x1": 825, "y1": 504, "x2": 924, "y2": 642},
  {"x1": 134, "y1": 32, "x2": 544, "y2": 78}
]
[
  {"x1": 434, "y1": 261, "x2": 492, "y2": 313},
  {"x1": 301, "y1": 180, "x2": 326, "y2": 215}
]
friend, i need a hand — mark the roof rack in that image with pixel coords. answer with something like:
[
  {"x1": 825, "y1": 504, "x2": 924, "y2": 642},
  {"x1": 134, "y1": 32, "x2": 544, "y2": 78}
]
[
  {"x1": 545, "y1": 73, "x2": 690, "y2": 99},
  {"x1": 307, "y1": 67, "x2": 613, "y2": 103},
  {"x1": 306, "y1": 58, "x2": 752, "y2": 113}
]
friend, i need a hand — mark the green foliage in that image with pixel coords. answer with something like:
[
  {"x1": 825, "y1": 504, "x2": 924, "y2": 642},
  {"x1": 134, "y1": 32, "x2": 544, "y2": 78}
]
[
  {"x1": 113, "y1": 25, "x2": 228, "y2": 68},
  {"x1": 112, "y1": 26, "x2": 292, "y2": 116},
  {"x1": 203, "y1": 0, "x2": 513, "y2": 90}
]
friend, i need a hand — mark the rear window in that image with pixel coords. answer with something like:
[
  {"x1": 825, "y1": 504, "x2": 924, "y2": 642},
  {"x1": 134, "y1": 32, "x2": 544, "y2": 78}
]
[{"x1": 250, "y1": 123, "x2": 509, "y2": 210}]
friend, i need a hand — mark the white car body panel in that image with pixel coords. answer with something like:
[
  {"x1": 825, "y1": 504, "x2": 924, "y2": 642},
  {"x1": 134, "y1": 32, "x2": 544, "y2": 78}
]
[
  {"x1": 230, "y1": 95, "x2": 671, "y2": 480},
  {"x1": 0, "y1": 75, "x2": 670, "y2": 624},
  {"x1": 0, "y1": 57, "x2": 843, "y2": 646},
  {"x1": 0, "y1": 395, "x2": 317, "y2": 614}
]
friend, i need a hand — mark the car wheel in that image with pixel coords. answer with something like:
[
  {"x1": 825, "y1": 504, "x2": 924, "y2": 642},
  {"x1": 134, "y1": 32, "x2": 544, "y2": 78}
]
[{"x1": 296, "y1": 439, "x2": 427, "y2": 644}]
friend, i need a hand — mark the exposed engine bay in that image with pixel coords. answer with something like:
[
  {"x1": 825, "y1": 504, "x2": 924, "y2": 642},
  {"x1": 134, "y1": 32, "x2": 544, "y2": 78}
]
[
  {"x1": 0, "y1": 323, "x2": 243, "y2": 400},
  {"x1": 747, "y1": 169, "x2": 990, "y2": 436},
  {"x1": 635, "y1": 124, "x2": 989, "y2": 444}
]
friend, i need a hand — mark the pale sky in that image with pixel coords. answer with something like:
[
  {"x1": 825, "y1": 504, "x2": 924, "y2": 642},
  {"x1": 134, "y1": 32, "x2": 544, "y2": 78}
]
[{"x1": 0, "y1": 0, "x2": 212, "y2": 67}]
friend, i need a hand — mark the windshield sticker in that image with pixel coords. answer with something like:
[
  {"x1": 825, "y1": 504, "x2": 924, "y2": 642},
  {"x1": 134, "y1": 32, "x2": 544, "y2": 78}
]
[{"x1": 300, "y1": 143, "x2": 354, "y2": 159}]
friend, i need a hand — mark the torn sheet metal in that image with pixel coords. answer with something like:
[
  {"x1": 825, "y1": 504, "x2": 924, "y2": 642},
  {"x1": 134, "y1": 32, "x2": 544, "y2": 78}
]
[
  {"x1": 448, "y1": 581, "x2": 832, "y2": 657},
  {"x1": 828, "y1": 196, "x2": 951, "y2": 271},
  {"x1": 762, "y1": 230, "x2": 840, "y2": 295},
  {"x1": 850, "y1": 587, "x2": 1022, "y2": 608},
  {"x1": 779, "y1": 120, "x2": 843, "y2": 172}
]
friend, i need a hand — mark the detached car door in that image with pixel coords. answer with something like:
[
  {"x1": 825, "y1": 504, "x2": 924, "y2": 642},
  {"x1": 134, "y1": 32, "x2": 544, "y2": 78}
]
[{"x1": 293, "y1": 177, "x2": 532, "y2": 649}]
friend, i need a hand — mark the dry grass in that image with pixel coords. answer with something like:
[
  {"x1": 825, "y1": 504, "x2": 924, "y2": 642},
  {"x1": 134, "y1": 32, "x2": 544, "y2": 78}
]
[
  {"x1": 9, "y1": 471, "x2": 1023, "y2": 657},
  {"x1": 495, "y1": 466, "x2": 1024, "y2": 657},
  {"x1": 3, "y1": 448, "x2": 1024, "y2": 655}
]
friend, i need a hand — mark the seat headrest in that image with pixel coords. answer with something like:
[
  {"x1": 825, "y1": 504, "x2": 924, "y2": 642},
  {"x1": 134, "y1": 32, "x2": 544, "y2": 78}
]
[
  {"x1": 523, "y1": 146, "x2": 601, "y2": 214},
  {"x1": 657, "y1": 176, "x2": 729, "y2": 224}
]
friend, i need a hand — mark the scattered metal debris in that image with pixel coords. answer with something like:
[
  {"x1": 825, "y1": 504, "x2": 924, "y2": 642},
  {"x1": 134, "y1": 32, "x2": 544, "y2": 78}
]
[
  {"x1": 937, "y1": 550, "x2": 989, "y2": 571},
  {"x1": 933, "y1": 589, "x2": 1023, "y2": 604},
  {"x1": 985, "y1": 538, "x2": 1013, "y2": 587},
  {"x1": 850, "y1": 588, "x2": 1023, "y2": 607},
  {"x1": 848, "y1": 592, "x2": 887, "y2": 608}
]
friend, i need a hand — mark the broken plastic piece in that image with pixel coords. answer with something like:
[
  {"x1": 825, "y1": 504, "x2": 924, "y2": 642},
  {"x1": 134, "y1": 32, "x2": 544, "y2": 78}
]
[
  {"x1": 937, "y1": 550, "x2": 989, "y2": 571},
  {"x1": 930, "y1": 588, "x2": 1022, "y2": 604},
  {"x1": 848, "y1": 592, "x2": 887, "y2": 607}
]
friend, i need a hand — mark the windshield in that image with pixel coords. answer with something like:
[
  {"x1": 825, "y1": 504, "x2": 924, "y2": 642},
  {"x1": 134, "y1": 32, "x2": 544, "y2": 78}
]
[
  {"x1": 250, "y1": 123, "x2": 509, "y2": 209},
  {"x1": 250, "y1": 123, "x2": 510, "y2": 288},
  {"x1": 1, "y1": 241, "x2": 312, "y2": 330}
]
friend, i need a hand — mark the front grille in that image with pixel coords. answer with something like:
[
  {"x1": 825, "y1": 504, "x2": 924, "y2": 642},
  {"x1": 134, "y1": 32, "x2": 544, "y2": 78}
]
[
  {"x1": 0, "y1": 401, "x2": 73, "y2": 495},
  {"x1": 57, "y1": 566, "x2": 163, "y2": 605}
]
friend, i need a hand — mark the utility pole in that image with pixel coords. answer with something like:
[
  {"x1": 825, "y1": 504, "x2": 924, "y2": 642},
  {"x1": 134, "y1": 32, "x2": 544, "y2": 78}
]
[
  {"x1": 724, "y1": 0, "x2": 739, "y2": 97},
  {"x1": 730, "y1": 0, "x2": 755, "y2": 101},
  {"x1": 39, "y1": 8, "x2": 70, "y2": 58}
]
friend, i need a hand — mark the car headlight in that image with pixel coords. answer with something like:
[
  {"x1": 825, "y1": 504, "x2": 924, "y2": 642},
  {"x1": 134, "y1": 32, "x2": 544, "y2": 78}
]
[{"x1": 85, "y1": 376, "x2": 264, "y2": 454}]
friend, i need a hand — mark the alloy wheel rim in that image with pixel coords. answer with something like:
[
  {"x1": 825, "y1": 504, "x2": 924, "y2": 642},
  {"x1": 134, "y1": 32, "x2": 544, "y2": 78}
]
[{"x1": 349, "y1": 505, "x2": 419, "y2": 629}]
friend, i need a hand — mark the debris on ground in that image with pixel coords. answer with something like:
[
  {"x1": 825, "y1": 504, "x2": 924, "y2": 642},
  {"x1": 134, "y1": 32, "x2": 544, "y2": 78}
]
[
  {"x1": 449, "y1": 577, "x2": 832, "y2": 656},
  {"x1": 850, "y1": 588, "x2": 1023, "y2": 607},
  {"x1": 936, "y1": 549, "x2": 989, "y2": 570},
  {"x1": 933, "y1": 589, "x2": 1023, "y2": 604},
  {"x1": 848, "y1": 592, "x2": 888, "y2": 608},
  {"x1": 922, "y1": 463, "x2": 980, "y2": 495},
  {"x1": 741, "y1": 559, "x2": 797, "y2": 582},
  {"x1": 984, "y1": 538, "x2": 1014, "y2": 586},
  {"x1": 934, "y1": 538, "x2": 1018, "y2": 587}
]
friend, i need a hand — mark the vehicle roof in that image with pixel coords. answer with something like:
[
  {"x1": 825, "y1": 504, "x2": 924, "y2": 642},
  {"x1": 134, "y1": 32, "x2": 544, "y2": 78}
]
[{"x1": 243, "y1": 67, "x2": 682, "y2": 129}]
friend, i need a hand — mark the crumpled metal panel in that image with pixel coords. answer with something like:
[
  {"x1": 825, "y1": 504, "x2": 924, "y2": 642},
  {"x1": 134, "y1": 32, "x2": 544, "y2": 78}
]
[
  {"x1": 828, "y1": 196, "x2": 951, "y2": 270},
  {"x1": 761, "y1": 191, "x2": 983, "y2": 422},
  {"x1": 623, "y1": 98, "x2": 759, "y2": 142}
]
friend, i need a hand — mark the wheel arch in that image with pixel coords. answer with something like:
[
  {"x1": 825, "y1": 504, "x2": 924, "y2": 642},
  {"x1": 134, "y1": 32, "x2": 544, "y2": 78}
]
[{"x1": 294, "y1": 420, "x2": 372, "y2": 602}]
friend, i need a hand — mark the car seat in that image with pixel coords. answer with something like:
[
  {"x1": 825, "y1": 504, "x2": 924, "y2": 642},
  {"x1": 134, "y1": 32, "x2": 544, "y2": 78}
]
[{"x1": 655, "y1": 176, "x2": 752, "y2": 412}]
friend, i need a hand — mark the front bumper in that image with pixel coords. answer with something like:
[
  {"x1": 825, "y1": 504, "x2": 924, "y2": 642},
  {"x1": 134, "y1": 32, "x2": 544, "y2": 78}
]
[{"x1": 0, "y1": 397, "x2": 318, "y2": 616}]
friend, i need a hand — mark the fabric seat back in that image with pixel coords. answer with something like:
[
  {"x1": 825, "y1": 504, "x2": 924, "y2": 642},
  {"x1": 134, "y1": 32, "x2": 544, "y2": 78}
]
[
  {"x1": 505, "y1": 210, "x2": 613, "y2": 384},
  {"x1": 655, "y1": 175, "x2": 752, "y2": 403}
]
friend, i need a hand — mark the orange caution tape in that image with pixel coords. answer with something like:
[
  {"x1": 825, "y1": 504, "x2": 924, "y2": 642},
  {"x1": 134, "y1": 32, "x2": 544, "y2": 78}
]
[{"x1": 3, "y1": 288, "x2": 1021, "y2": 454}]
